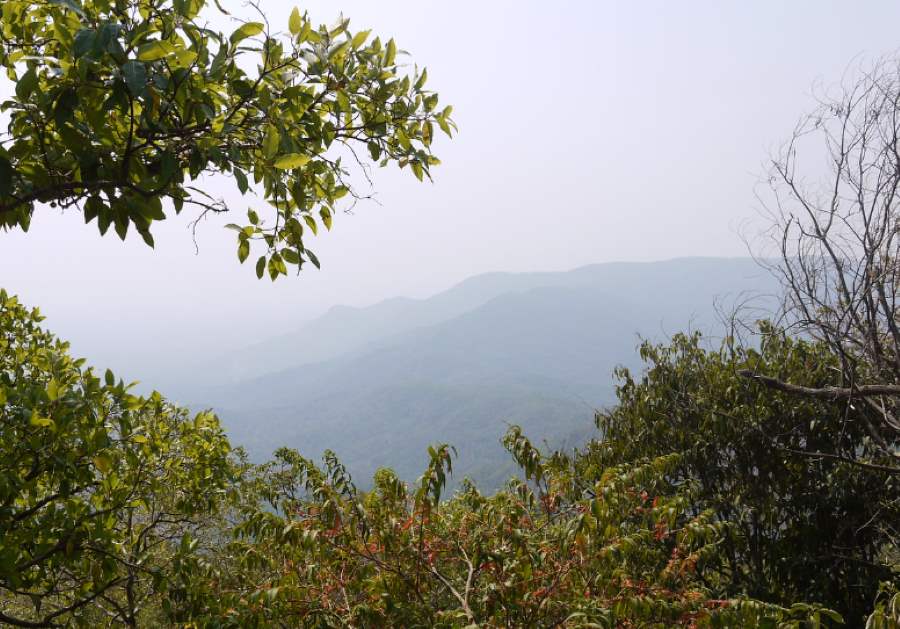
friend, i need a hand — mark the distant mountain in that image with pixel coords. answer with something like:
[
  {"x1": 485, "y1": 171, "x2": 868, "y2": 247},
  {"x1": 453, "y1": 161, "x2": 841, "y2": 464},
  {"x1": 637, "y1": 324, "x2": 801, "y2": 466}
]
[
  {"x1": 205, "y1": 265, "x2": 639, "y2": 384},
  {"x1": 198, "y1": 258, "x2": 778, "y2": 490}
]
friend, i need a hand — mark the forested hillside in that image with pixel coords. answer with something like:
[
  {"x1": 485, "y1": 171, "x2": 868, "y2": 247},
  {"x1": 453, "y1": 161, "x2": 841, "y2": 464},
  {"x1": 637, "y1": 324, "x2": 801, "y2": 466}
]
[
  {"x1": 202, "y1": 258, "x2": 777, "y2": 487},
  {"x1": 192, "y1": 258, "x2": 774, "y2": 388}
]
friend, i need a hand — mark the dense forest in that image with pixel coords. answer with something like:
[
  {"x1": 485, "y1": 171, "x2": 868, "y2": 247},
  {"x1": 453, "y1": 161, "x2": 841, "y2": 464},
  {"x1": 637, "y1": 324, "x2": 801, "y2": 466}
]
[{"x1": 1, "y1": 0, "x2": 899, "y2": 627}]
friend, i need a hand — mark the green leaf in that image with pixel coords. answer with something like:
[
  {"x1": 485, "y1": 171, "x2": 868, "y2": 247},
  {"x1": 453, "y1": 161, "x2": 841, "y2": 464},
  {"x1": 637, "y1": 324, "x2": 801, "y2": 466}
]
[
  {"x1": 385, "y1": 38, "x2": 397, "y2": 65},
  {"x1": 329, "y1": 41, "x2": 350, "y2": 62},
  {"x1": 320, "y1": 208, "x2": 332, "y2": 230},
  {"x1": 93, "y1": 454, "x2": 112, "y2": 475},
  {"x1": 50, "y1": 0, "x2": 86, "y2": 17},
  {"x1": 159, "y1": 151, "x2": 178, "y2": 180},
  {"x1": 83, "y1": 196, "x2": 103, "y2": 224},
  {"x1": 262, "y1": 126, "x2": 281, "y2": 158},
  {"x1": 437, "y1": 115, "x2": 452, "y2": 137},
  {"x1": 238, "y1": 240, "x2": 250, "y2": 263},
  {"x1": 121, "y1": 61, "x2": 147, "y2": 96},
  {"x1": 15, "y1": 68, "x2": 39, "y2": 100},
  {"x1": 396, "y1": 127, "x2": 412, "y2": 151},
  {"x1": 273, "y1": 153, "x2": 311, "y2": 170},
  {"x1": 46, "y1": 378, "x2": 60, "y2": 401},
  {"x1": 255, "y1": 255, "x2": 266, "y2": 279},
  {"x1": 171, "y1": 48, "x2": 198, "y2": 68},
  {"x1": 137, "y1": 40, "x2": 174, "y2": 61},
  {"x1": 289, "y1": 8, "x2": 303, "y2": 36},
  {"x1": 415, "y1": 67, "x2": 428, "y2": 90},
  {"x1": 351, "y1": 30, "x2": 370, "y2": 49},
  {"x1": 234, "y1": 169, "x2": 249, "y2": 194},
  {"x1": 820, "y1": 610, "x2": 844, "y2": 623},
  {"x1": 114, "y1": 218, "x2": 129, "y2": 240},
  {"x1": 73, "y1": 28, "x2": 97, "y2": 58},
  {"x1": 98, "y1": 212, "x2": 112, "y2": 236},
  {"x1": 230, "y1": 22, "x2": 265, "y2": 45},
  {"x1": 29, "y1": 410, "x2": 55, "y2": 430}
]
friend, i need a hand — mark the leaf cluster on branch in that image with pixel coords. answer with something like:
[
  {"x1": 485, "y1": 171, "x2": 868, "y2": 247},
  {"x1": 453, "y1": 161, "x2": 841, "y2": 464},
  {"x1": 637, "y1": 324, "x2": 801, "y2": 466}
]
[
  {"x1": 0, "y1": 0, "x2": 454, "y2": 278},
  {"x1": 0, "y1": 289, "x2": 232, "y2": 627}
]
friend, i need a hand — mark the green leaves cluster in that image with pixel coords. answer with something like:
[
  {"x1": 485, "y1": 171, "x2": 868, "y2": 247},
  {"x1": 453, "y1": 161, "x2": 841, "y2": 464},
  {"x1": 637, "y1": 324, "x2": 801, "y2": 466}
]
[
  {"x1": 165, "y1": 436, "x2": 836, "y2": 627},
  {"x1": 584, "y1": 328, "x2": 899, "y2": 625},
  {"x1": 0, "y1": 0, "x2": 454, "y2": 277},
  {"x1": 0, "y1": 289, "x2": 231, "y2": 627},
  {"x1": 174, "y1": 448, "x2": 660, "y2": 625}
]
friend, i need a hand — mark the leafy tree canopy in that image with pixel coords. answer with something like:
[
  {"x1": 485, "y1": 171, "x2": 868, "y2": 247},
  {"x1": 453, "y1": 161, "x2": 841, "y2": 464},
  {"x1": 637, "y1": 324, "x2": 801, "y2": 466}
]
[
  {"x1": 0, "y1": 289, "x2": 232, "y2": 626},
  {"x1": 585, "y1": 328, "x2": 899, "y2": 625},
  {"x1": 168, "y1": 440, "x2": 839, "y2": 628},
  {"x1": 0, "y1": 0, "x2": 454, "y2": 278}
]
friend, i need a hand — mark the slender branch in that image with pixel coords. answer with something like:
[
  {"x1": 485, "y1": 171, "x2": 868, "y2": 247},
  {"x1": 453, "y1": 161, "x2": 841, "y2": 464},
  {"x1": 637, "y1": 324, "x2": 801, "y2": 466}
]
[
  {"x1": 775, "y1": 445, "x2": 898, "y2": 474},
  {"x1": 738, "y1": 369, "x2": 900, "y2": 398}
]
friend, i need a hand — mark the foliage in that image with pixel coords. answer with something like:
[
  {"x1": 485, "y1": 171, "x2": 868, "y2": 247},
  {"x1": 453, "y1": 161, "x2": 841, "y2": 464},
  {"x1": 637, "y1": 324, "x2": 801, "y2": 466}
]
[
  {"x1": 866, "y1": 584, "x2": 900, "y2": 629},
  {"x1": 0, "y1": 289, "x2": 231, "y2": 626},
  {"x1": 583, "y1": 327, "x2": 899, "y2": 625},
  {"x1": 166, "y1": 437, "x2": 839, "y2": 628},
  {"x1": 0, "y1": 0, "x2": 454, "y2": 278}
]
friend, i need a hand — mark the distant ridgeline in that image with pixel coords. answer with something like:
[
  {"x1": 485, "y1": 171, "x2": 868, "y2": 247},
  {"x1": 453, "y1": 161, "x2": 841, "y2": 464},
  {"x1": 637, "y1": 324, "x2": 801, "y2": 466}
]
[{"x1": 190, "y1": 258, "x2": 779, "y2": 489}]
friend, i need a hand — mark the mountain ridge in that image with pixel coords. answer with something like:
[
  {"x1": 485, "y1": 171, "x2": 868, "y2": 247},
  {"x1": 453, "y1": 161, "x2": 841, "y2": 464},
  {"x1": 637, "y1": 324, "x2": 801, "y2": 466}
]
[
  {"x1": 199, "y1": 257, "x2": 779, "y2": 489},
  {"x1": 202, "y1": 257, "x2": 773, "y2": 388}
]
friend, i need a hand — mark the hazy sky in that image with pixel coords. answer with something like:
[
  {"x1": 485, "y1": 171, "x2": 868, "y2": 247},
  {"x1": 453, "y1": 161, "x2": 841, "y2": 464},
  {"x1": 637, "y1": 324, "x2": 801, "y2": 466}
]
[{"x1": 3, "y1": 1, "x2": 900, "y2": 379}]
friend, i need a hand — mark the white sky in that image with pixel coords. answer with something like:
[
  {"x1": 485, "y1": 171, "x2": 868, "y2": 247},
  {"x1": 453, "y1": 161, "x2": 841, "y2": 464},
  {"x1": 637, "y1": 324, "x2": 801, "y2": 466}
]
[{"x1": 3, "y1": 1, "x2": 900, "y2": 379}]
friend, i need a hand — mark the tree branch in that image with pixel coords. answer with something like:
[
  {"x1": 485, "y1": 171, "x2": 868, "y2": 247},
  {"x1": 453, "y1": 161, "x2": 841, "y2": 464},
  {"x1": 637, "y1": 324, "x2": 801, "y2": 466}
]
[{"x1": 738, "y1": 369, "x2": 900, "y2": 398}]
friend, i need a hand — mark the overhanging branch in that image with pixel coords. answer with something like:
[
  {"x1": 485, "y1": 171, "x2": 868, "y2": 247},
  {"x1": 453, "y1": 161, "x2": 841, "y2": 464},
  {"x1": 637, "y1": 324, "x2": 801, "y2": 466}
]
[{"x1": 738, "y1": 370, "x2": 900, "y2": 398}]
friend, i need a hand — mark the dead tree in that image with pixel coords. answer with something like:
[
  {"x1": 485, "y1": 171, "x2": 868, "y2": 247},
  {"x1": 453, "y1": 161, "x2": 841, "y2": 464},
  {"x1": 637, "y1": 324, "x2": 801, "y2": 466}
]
[{"x1": 753, "y1": 57, "x2": 900, "y2": 472}]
